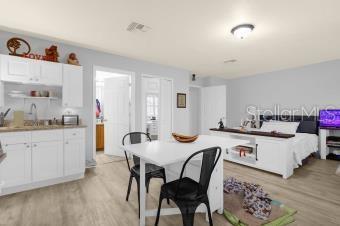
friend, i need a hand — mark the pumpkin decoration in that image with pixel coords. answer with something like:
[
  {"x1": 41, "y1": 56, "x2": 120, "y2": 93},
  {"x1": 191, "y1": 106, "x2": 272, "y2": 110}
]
[{"x1": 67, "y1": 53, "x2": 80, "y2": 65}]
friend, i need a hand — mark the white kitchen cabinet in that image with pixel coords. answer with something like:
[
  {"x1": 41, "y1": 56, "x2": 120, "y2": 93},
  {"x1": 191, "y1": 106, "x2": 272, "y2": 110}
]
[
  {"x1": 0, "y1": 129, "x2": 86, "y2": 196},
  {"x1": 0, "y1": 132, "x2": 31, "y2": 188},
  {"x1": 64, "y1": 129, "x2": 85, "y2": 176},
  {"x1": 31, "y1": 140, "x2": 63, "y2": 182},
  {"x1": 0, "y1": 144, "x2": 31, "y2": 188},
  {"x1": 40, "y1": 60, "x2": 63, "y2": 86},
  {"x1": 63, "y1": 64, "x2": 83, "y2": 107},
  {"x1": 0, "y1": 54, "x2": 40, "y2": 83}
]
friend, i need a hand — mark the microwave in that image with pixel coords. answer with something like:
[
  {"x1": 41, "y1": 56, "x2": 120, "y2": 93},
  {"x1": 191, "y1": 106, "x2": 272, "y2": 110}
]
[{"x1": 62, "y1": 115, "x2": 79, "y2": 125}]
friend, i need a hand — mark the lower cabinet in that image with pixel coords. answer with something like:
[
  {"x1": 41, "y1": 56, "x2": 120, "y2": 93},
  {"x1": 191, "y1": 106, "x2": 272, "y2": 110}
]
[
  {"x1": 32, "y1": 141, "x2": 63, "y2": 182},
  {"x1": 0, "y1": 143, "x2": 31, "y2": 188},
  {"x1": 0, "y1": 128, "x2": 85, "y2": 195},
  {"x1": 64, "y1": 138, "x2": 85, "y2": 176}
]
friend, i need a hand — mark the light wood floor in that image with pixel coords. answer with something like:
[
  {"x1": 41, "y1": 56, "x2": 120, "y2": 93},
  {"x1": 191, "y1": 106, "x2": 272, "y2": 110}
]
[{"x1": 0, "y1": 153, "x2": 339, "y2": 226}]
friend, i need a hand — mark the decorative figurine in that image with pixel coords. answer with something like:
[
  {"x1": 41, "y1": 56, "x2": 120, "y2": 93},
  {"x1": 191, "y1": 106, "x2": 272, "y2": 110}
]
[
  {"x1": 218, "y1": 118, "x2": 224, "y2": 129},
  {"x1": 44, "y1": 45, "x2": 59, "y2": 62},
  {"x1": 7, "y1": 37, "x2": 31, "y2": 56},
  {"x1": 67, "y1": 53, "x2": 80, "y2": 65}
]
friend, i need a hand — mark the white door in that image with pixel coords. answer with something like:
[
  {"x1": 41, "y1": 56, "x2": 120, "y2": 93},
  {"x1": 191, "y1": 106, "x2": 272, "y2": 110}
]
[
  {"x1": 32, "y1": 141, "x2": 63, "y2": 182},
  {"x1": 159, "y1": 79, "x2": 172, "y2": 140},
  {"x1": 103, "y1": 76, "x2": 130, "y2": 156},
  {"x1": 201, "y1": 85, "x2": 226, "y2": 134},
  {"x1": 0, "y1": 143, "x2": 31, "y2": 188},
  {"x1": 63, "y1": 64, "x2": 83, "y2": 107}
]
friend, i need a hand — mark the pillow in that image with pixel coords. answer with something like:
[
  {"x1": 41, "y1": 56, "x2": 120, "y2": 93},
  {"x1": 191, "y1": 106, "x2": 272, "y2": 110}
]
[{"x1": 260, "y1": 120, "x2": 300, "y2": 134}]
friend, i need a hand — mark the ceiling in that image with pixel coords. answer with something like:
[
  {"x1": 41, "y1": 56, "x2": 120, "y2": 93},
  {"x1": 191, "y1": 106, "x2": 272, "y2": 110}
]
[{"x1": 1, "y1": 0, "x2": 340, "y2": 78}]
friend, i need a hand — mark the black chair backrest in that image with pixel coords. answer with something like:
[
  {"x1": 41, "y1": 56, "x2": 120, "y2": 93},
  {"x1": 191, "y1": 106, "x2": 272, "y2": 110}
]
[
  {"x1": 122, "y1": 132, "x2": 151, "y2": 171},
  {"x1": 176, "y1": 146, "x2": 222, "y2": 198}
]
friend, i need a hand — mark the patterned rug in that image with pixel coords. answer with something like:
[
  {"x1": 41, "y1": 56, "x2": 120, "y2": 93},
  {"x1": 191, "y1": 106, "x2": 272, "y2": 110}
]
[{"x1": 223, "y1": 184, "x2": 296, "y2": 226}]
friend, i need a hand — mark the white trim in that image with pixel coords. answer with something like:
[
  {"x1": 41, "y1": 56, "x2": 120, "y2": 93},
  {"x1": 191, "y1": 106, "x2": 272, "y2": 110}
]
[{"x1": 92, "y1": 66, "x2": 136, "y2": 161}]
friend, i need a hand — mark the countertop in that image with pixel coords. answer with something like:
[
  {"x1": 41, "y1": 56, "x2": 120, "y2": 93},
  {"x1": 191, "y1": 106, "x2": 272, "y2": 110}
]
[
  {"x1": 0, "y1": 124, "x2": 87, "y2": 133},
  {"x1": 210, "y1": 128, "x2": 295, "y2": 139}
]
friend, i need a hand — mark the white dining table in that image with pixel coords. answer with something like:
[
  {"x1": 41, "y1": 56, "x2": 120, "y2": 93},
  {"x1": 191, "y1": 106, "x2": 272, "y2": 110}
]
[{"x1": 120, "y1": 135, "x2": 249, "y2": 226}]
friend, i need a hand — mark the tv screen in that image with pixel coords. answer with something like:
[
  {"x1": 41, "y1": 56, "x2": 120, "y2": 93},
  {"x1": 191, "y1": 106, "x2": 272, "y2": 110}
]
[{"x1": 319, "y1": 109, "x2": 340, "y2": 128}]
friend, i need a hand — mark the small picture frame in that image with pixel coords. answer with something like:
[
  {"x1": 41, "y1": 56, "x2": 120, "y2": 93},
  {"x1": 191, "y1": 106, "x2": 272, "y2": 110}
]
[{"x1": 177, "y1": 93, "x2": 186, "y2": 108}]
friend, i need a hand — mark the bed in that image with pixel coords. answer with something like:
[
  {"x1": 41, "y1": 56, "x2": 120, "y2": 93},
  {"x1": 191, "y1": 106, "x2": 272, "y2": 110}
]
[{"x1": 210, "y1": 115, "x2": 319, "y2": 179}]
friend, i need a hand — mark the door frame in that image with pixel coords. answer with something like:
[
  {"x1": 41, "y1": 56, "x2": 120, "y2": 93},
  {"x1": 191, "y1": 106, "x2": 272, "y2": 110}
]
[
  {"x1": 92, "y1": 66, "x2": 136, "y2": 160},
  {"x1": 141, "y1": 74, "x2": 174, "y2": 139}
]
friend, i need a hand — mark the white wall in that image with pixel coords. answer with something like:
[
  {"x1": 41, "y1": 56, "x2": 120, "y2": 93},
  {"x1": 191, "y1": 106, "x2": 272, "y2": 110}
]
[
  {"x1": 0, "y1": 30, "x2": 191, "y2": 161},
  {"x1": 227, "y1": 60, "x2": 340, "y2": 127}
]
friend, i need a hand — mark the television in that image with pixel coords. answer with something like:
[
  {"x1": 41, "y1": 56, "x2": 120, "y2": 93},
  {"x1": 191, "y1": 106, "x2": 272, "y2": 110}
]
[{"x1": 319, "y1": 109, "x2": 340, "y2": 128}]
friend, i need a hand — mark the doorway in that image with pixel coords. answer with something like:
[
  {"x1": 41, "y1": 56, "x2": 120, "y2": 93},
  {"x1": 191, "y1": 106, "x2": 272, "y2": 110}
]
[
  {"x1": 141, "y1": 75, "x2": 173, "y2": 141},
  {"x1": 92, "y1": 66, "x2": 135, "y2": 162}
]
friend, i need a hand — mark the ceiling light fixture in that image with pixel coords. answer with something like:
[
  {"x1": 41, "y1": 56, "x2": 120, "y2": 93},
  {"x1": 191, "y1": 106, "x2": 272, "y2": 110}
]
[{"x1": 231, "y1": 24, "x2": 255, "y2": 39}]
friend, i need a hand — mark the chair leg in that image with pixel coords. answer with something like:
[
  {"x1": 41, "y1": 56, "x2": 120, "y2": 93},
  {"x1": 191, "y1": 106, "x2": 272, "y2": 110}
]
[
  {"x1": 146, "y1": 178, "x2": 151, "y2": 193},
  {"x1": 154, "y1": 194, "x2": 164, "y2": 226},
  {"x1": 179, "y1": 206, "x2": 195, "y2": 226},
  {"x1": 161, "y1": 170, "x2": 170, "y2": 205},
  {"x1": 126, "y1": 174, "x2": 133, "y2": 201},
  {"x1": 204, "y1": 200, "x2": 213, "y2": 226}
]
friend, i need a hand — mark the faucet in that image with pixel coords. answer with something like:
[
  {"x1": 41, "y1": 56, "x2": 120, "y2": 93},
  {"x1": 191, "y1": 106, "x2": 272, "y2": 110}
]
[{"x1": 29, "y1": 103, "x2": 38, "y2": 126}]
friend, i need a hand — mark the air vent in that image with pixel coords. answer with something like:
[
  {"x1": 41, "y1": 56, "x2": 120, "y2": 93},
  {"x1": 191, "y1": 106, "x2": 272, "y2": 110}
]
[
  {"x1": 126, "y1": 22, "x2": 151, "y2": 32},
  {"x1": 224, "y1": 59, "x2": 237, "y2": 64}
]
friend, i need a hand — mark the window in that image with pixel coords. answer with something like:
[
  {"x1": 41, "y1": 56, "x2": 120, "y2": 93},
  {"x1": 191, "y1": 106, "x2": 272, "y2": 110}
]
[{"x1": 146, "y1": 94, "x2": 159, "y2": 119}]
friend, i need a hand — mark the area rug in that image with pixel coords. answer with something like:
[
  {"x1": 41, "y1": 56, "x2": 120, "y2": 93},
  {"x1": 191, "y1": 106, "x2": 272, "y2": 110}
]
[{"x1": 223, "y1": 193, "x2": 296, "y2": 226}]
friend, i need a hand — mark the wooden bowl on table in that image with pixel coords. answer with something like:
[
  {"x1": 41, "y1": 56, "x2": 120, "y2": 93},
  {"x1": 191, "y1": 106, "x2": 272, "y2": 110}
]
[{"x1": 172, "y1": 133, "x2": 198, "y2": 143}]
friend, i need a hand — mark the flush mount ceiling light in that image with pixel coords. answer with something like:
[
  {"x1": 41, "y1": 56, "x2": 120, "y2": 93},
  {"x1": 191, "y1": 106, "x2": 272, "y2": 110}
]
[{"x1": 231, "y1": 24, "x2": 255, "y2": 39}]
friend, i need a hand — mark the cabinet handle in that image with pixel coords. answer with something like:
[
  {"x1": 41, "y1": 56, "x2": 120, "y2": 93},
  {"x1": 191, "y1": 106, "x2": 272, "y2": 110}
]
[
  {"x1": 72, "y1": 133, "x2": 76, "y2": 136},
  {"x1": 33, "y1": 144, "x2": 37, "y2": 147},
  {"x1": 29, "y1": 78, "x2": 33, "y2": 81},
  {"x1": 65, "y1": 141, "x2": 69, "y2": 144},
  {"x1": 26, "y1": 145, "x2": 30, "y2": 148}
]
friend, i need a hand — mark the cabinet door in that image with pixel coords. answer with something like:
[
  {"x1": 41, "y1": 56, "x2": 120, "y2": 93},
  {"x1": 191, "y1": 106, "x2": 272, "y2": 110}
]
[
  {"x1": 256, "y1": 140, "x2": 284, "y2": 174},
  {"x1": 40, "y1": 61, "x2": 62, "y2": 86},
  {"x1": 62, "y1": 64, "x2": 83, "y2": 107},
  {"x1": 0, "y1": 55, "x2": 40, "y2": 83},
  {"x1": 64, "y1": 139, "x2": 85, "y2": 176},
  {"x1": 0, "y1": 143, "x2": 31, "y2": 188},
  {"x1": 32, "y1": 141, "x2": 63, "y2": 182}
]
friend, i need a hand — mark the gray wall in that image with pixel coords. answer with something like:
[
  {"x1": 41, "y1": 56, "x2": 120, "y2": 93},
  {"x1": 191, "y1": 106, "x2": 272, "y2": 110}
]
[
  {"x1": 0, "y1": 30, "x2": 191, "y2": 161},
  {"x1": 227, "y1": 60, "x2": 340, "y2": 127}
]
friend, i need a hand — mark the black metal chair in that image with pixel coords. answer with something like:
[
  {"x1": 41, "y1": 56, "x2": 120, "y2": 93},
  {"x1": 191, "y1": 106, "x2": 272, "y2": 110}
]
[
  {"x1": 122, "y1": 132, "x2": 168, "y2": 217},
  {"x1": 155, "y1": 146, "x2": 222, "y2": 226}
]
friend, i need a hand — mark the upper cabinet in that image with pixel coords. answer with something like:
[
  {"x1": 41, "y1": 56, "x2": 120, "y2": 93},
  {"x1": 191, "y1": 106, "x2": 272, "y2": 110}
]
[
  {"x1": 40, "y1": 61, "x2": 63, "y2": 86},
  {"x1": 0, "y1": 54, "x2": 62, "y2": 86},
  {"x1": 62, "y1": 64, "x2": 83, "y2": 107},
  {"x1": 0, "y1": 55, "x2": 40, "y2": 84}
]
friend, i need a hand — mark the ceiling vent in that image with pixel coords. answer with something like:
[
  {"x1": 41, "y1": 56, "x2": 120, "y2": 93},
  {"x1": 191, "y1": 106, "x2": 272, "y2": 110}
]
[
  {"x1": 224, "y1": 59, "x2": 237, "y2": 64},
  {"x1": 126, "y1": 22, "x2": 151, "y2": 32}
]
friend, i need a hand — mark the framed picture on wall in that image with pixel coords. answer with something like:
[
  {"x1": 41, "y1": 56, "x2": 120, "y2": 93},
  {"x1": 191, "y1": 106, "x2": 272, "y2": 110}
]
[{"x1": 177, "y1": 93, "x2": 186, "y2": 108}]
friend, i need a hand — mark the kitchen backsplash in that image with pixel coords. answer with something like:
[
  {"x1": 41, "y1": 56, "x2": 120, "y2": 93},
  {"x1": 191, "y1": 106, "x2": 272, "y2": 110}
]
[{"x1": 0, "y1": 83, "x2": 79, "y2": 120}]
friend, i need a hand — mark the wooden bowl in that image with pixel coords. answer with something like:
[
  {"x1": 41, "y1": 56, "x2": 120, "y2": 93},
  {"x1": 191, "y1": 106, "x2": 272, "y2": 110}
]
[{"x1": 172, "y1": 133, "x2": 198, "y2": 143}]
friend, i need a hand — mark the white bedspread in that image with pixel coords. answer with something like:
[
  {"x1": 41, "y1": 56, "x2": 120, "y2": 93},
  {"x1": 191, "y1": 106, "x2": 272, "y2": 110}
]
[{"x1": 291, "y1": 133, "x2": 318, "y2": 168}]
